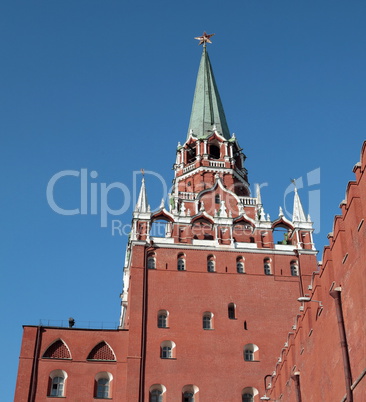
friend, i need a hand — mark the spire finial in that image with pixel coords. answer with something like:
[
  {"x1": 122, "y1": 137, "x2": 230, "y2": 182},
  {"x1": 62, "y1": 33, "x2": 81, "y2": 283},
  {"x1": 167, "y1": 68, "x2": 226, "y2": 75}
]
[
  {"x1": 194, "y1": 32, "x2": 215, "y2": 47},
  {"x1": 141, "y1": 168, "x2": 145, "y2": 177}
]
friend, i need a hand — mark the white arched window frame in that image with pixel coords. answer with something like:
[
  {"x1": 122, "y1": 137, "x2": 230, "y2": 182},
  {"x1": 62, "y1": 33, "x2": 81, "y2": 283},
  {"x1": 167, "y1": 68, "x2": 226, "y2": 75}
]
[
  {"x1": 49, "y1": 370, "x2": 68, "y2": 397},
  {"x1": 291, "y1": 261, "x2": 299, "y2": 276},
  {"x1": 237, "y1": 256, "x2": 245, "y2": 273},
  {"x1": 207, "y1": 261, "x2": 215, "y2": 272},
  {"x1": 182, "y1": 385, "x2": 199, "y2": 402},
  {"x1": 95, "y1": 372, "x2": 113, "y2": 399},
  {"x1": 242, "y1": 393, "x2": 253, "y2": 402},
  {"x1": 207, "y1": 255, "x2": 215, "y2": 272},
  {"x1": 264, "y1": 258, "x2": 271, "y2": 275},
  {"x1": 242, "y1": 387, "x2": 258, "y2": 402},
  {"x1": 244, "y1": 349, "x2": 254, "y2": 361},
  {"x1": 148, "y1": 256, "x2": 156, "y2": 269},
  {"x1": 149, "y1": 384, "x2": 166, "y2": 402},
  {"x1": 150, "y1": 389, "x2": 163, "y2": 402},
  {"x1": 160, "y1": 340, "x2": 176, "y2": 359},
  {"x1": 97, "y1": 378, "x2": 109, "y2": 399},
  {"x1": 162, "y1": 346, "x2": 172, "y2": 359},
  {"x1": 203, "y1": 312, "x2": 213, "y2": 330},
  {"x1": 157, "y1": 310, "x2": 168, "y2": 328},
  {"x1": 244, "y1": 344, "x2": 259, "y2": 361},
  {"x1": 177, "y1": 258, "x2": 185, "y2": 271},
  {"x1": 183, "y1": 391, "x2": 194, "y2": 402}
]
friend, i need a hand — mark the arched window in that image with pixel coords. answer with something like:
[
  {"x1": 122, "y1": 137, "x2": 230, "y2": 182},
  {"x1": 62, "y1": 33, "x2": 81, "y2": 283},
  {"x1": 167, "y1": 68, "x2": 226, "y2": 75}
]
[
  {"x1": 244, "y1": 349, "x2": 253, "y2": 361},
  {"x1": 242, "y1": 393, "x2": 253, "y2": 402},
  {"x1": 244, "y1": 344, "x2": 259, "y2": 361},
  {"x1": 158, "y1": 310, "x2": 168, "y2": 328},
  {"x1": 148, "y1": 254, "x2": 156, "y2": 269},
  {"x1": 215, "y1": 194, "x2": 220, "y2": 204},
  {"x1": 149, "y1": 384, "x2": 166, "y2": 402},
  {"x1": 183, "y1": 392, "x2": 194, "y2": 402},
  {"x1": 48, "y1": 370, "x2": 67, "y2": 397},
  {"x1": 236, "y1": 256, "x2": 245, "y2": 273},
  {"x1": 237, "y1": 262, "x2": 245, "y2": 273},
  {"x1": 177, "y1": 253, "x2": 186, "y2": 271},
  {"x1": 160, "y1": 341, "x2": 175, "y2": 359},
  {"x1": 209, "y1": 144, "x2": 220, "y2": 159},
  {"x1": 291, "y1": 260, "x2": 299, "y2": 276},
  {"x1": 95, "y1": 372, "x2": 113, "y2": 399},
  {"x1": 264, "y1": 258, "x2": 271, "y2": 275},
  {"x1": 177, "y1": 259, "x2": 185, "y2": 270},
  {"x1": 241, "y1": 387, "x2": 258, "y2": 402},
  {"x1": 187, "y1": 144, "x2": 197, "y2": 163},
  {"x1": 151, "y1": 389, "x2": 163, "y2": 402},
  {"x1": 51, "y1": 377, "x2": 64, "y2": 397},
  {"x1": 228, "y1": 303, "x2": 236, "y2": 319},
  {"x1": 207, "y1": 255, "x2": 215, "y2": 272},
  {"x1": 182, "y1": 385, "x2": 199, "y2": 402},
  {"x1": 203, "y1": 312, "x2": 213, "y2": 330},
  {"x1": 162, "y1": 346, "x2": 171, "y2": 359},
  {"x1": 97, "y1": 379, "x2": 109, "y2": 398}
]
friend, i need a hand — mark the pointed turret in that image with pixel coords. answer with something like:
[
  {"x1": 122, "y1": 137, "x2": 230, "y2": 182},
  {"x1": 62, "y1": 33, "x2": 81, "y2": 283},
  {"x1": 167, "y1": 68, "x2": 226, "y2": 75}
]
[
  {"x1": 135, "y1": 178, "x2": 150, "y2": 213},
  {"x1": 292, "y1": 187, "x2": 307, "y2": 223},
  {"x1": 187, "y1": 46, "x2": 230, "y2": 140}
]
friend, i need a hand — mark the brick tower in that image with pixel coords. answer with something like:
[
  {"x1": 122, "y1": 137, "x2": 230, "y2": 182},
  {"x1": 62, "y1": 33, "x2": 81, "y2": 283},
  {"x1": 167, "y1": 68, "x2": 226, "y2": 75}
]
[
  {"x1": 15, "y1": 35, "x2": 318, "y2": 401},
  {"x1": 119, "y1": 34, "x2": 318, "y2": 401}
]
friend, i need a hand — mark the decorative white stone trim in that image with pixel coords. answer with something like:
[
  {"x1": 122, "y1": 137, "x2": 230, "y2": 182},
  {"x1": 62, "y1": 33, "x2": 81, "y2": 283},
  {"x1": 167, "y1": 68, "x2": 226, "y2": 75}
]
[
  {"x1": 213, "y1": 218, "x2": 233, "y2": 225},
  {"x1": 174, "y1": 216, "x2": 193, "y2": 224},
  {"x1": 192, "y1": 239, "x2": 217, "y2": 246},
  {"x1": 133, "y1": 212, "x2": 151, "y2": 220},
  {"x1": 274, "y1": 244, "x2": 296, "y2": 251},
  {"x1": 150, "y1": 237, "x2": 175, "y2": 244},
  {"x1": 128, "y1": 240, "x2": 318, "y2": 255},
  {"x1": 235, "y1": 242, "x2": 258, "y2": 249},
  {"x1": 175, "y1": 166, "x2": 250, "y2": 192}
]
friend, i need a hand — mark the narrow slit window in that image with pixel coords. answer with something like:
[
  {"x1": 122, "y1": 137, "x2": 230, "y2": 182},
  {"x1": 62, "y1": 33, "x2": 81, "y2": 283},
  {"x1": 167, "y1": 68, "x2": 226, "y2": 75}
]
[{"x1": 228, "y1": 303, "x2": 236, "y2": 319}]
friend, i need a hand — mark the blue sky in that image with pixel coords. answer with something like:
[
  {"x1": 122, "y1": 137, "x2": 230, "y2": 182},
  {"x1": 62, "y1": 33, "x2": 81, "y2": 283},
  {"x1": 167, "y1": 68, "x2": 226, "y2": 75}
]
[{"x1": 1, "y1": 1, "x2": 366, "y2": 399}]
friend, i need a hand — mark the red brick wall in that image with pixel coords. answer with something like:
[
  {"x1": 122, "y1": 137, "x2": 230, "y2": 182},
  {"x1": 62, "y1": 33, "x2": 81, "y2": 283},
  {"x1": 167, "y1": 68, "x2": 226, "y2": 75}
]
[
  {"x1": 268, "y1": 141, "x2": 366, "y2": 401},
  {"x1": 125, "y1": 244, "x2": 316, "y2": 400},
  {"x1": 15, "y1": 326, "x2": 129, "y2": 401}
]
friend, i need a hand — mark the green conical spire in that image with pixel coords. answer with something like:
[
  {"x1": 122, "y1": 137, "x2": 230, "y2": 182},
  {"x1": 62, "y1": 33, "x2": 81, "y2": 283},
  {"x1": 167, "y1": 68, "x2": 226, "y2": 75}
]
[{"x1": 187, "y1": 46, "x2": 230, "y2": 140}]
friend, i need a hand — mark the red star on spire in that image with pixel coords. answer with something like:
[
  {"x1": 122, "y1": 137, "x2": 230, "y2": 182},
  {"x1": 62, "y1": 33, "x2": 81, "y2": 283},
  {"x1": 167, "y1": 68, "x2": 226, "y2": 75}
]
[{"x1": 194, "y1": 32, "x2": 215, "y2": 46}]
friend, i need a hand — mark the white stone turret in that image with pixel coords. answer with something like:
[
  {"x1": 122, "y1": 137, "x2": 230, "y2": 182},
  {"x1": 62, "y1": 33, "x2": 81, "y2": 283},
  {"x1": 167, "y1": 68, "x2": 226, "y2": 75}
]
[
  {"x1": 134, "y1": 177, "x2": 150, "y2": 214},
  {"x1": 292, "y1": 187, "x2": 307, "y2": 223}
]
